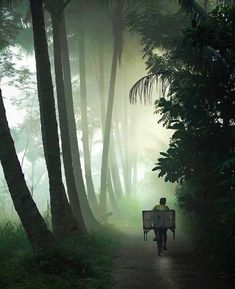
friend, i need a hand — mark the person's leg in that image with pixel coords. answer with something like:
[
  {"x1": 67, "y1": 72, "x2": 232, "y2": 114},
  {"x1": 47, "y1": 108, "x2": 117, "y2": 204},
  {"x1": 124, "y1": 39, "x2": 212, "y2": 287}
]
[
  {"x1": 163, "y1": 229, "x2": 167, "y2": 249},
  {"x1": 153, "y1": 229, "x2": 157, "y2": 241}
]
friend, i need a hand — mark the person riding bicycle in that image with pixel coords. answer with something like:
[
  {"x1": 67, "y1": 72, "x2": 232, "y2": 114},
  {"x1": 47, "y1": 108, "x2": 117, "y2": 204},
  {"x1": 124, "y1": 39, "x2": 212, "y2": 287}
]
[{"x1": 153, "y1": 197, "x2": 169, "y2": 250}]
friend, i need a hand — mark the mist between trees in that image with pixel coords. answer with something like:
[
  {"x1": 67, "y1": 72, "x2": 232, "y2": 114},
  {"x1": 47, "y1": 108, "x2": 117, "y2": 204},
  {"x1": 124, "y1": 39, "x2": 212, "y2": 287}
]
[
  {"x1": 0, "y1": 0, "x2": 234, "y2": 283},
  {"x1": 0, "y1": 0, "x2": 175, "y2": 245}
]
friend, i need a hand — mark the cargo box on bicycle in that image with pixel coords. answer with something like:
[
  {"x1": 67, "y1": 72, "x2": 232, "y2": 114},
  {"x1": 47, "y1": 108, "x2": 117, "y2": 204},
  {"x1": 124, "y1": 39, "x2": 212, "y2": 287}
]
[
  {"x1": 142, "y1": 210, "x2": 175, "y2": 230},
  {"x1": 142, "y1": 210, "x2": 176, "y2": 245}
]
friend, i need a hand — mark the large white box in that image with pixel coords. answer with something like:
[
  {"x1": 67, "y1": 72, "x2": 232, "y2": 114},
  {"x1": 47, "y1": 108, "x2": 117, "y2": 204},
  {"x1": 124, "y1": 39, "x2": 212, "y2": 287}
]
[{"x1": 142, "y1": 210, "x2": 175, "y2": 229}]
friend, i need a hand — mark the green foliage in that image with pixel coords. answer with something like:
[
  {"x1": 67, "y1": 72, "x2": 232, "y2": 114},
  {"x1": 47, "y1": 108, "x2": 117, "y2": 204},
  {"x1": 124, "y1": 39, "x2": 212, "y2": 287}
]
[
  {"x1": 0, "y1": 48, "x2": 31, "y2": 87},
  {"x1": 158, "y1": 5, "x2": 234, "y2": 275},
  {"x1": 130, "y1": 2, "x2": 235, "y2": 275},
  {"x1": 0, "y1": 222, "x2": 30, "y2": 259},
  {"x1": 0, "y1": 222, "x2": 119, "y2": 289},
  {"x1": 153, "y1": 5, "x2": 235, "y2": 185},
  {"x1": 0, "y1": 3, "x2": 22, "y2": 50},
  {"x1": 0, "y1": 2, "x2": 31, "y2": 89},
  {"x1": 127, "y1": 0, "x2": 184, "y2": 54}
]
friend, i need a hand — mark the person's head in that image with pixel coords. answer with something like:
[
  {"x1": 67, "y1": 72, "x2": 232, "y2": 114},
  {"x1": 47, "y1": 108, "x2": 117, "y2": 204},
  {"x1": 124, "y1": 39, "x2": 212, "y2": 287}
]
[{"x1": 160, "y1": 198, "x2": 166, "y2": 205}]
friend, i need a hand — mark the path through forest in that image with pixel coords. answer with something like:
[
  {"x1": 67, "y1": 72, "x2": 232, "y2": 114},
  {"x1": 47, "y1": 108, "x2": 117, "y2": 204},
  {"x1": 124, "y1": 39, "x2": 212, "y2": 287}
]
[{"x1": 112, "y1": 229, "x2": 234, "y2": 289}]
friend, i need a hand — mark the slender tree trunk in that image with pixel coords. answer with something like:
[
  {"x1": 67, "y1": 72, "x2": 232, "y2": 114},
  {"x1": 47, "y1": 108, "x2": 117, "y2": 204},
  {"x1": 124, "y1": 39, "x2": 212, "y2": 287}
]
[
  {"x1": 109, "y1": 137, "x2": 123, "y2": 199},
  {"x1": 99, "y1": 36, "x2": 123, "y2": 217},
  {"x1": 77, "y1": 2, "x2": 98, "y2": 213},
  {"x1": 123, "y1": 93, "x2": 131, "y2": 195},
  {"x1": 116, "y1": 70, "x2": 132, "y2": 196},
  {"x1": 107, "y1": 171, "x2": 122, "y2": 218},
  {"x1": 131, "y1": 154, "x2": 138, "y2": 195},
  {"x1": 97, "y1": 43, "x2": 123, "y2": 200},
  {"x1": 100, "y1": 33, "x2": 120, "y2": 217},
  {"x1": 59, "y1": 10, "x2": 99, "y2": 230},
  {"x1": 115, "y1": 122, "x2": 128, "y2": 195},
  {"x1": 0, "y1": 89, "x2": 56, "y2": 253},
  {"x1": 51, "y1": 10, "x2": 86, "y2": 232},
  {"x1": 29, "y1": 0, "x2": 78, "y2": 237},
  {"x1": 96, "y1": 58, "x2": 122, "y2": 212}
]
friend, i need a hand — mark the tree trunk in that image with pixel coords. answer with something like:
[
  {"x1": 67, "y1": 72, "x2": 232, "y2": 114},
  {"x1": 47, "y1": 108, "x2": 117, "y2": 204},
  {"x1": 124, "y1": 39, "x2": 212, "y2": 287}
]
[
  {"x1": 77, "y1": 2, "x2": 98, "y2": 213},
  {"x1": 98, "y1": 32, "x2": 121, "y2": 214},
  {"x1": 107, "y1": 171, "x2": 122, "y2": 218},
  {"x1": 0, "y1": 89, "x2": 56, "y2": 253},
  {"x1": 109, "y1": 136, "x2": 123, "y2": 200},
  {"x1": 59, "y1": 10, "x2": 99, "y2": 230},
  {"x1": 29, "y1": 0, "x2": 79, "y2": 237},
  {"x1": 115, "y1": 122, "x2": 128, "y2": 195},
  {"x1": 100, "y1": 32, "x2": 120, "y2": 218},
  {"x1": 51, "y1": 10, "x2": 86, "y2": 232},
  {"x1": 123, "y1": 96, "x2": 131, "y2": 195},
  {"x1": 131, "y1": 154, "x2": 138, "y2": 196}
]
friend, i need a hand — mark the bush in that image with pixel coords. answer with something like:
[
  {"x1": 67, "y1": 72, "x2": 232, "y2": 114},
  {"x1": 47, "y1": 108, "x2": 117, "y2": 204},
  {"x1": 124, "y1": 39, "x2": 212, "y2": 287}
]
[{"x1": 0, "y1": 222, "x2": 119, "y2": 289}]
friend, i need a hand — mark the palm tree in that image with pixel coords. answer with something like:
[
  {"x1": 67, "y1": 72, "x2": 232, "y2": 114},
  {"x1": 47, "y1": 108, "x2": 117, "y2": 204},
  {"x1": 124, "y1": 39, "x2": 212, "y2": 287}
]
[
  {"x1": 96, "y1": 40, "x2": 123, "y2": 210},
  {"x1": 77, "y1": 0, "x2": 99, "y2": 213},
  {"x1": 48, "y1": 0, "x2": 86, "y2": 232},
  {"x1": 47, "y1": 0, "x2": 100, "y2": 230},
  {"x1": 107, "y1": 170, "x2": 122, "y2": 217},
  {"x1": 29, "y1": 0, "x2": 79, "y2": 237},
  {"x1": 0, "y1": 89, "x2": 56, "y2": 253},
  {"x1": 99, "y1": 0, "x2": 125, "y2": 217},
  {"x1": 109, "y1": 142, "x2": 123, "y2": 199},
  {"x1": 178, "y1": 0, "x2": 207, "y2": 16},
  {"x1": 96, "y1": 30, "x2": 123, "y2": 209}
]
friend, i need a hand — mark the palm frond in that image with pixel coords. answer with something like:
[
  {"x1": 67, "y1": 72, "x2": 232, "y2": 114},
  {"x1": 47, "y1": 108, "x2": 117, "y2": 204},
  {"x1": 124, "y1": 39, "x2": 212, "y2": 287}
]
[
  {"x1": 171, "y1": 38, "x2": 229, "y2": 70},
  {"x1": 129, "y1": 73, "x2": 169, "y2": 104},
  {"x1": 178, "y1": 0, "x2": 207, "y2": 19},
  {"x1": 203, "y1": 46, "x2": 229, "y2": 67}
]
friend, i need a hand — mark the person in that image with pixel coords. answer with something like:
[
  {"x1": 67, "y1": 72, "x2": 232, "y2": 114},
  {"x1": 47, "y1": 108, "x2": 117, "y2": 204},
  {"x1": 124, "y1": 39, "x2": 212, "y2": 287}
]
[{"x1": 153, "y1": 197, "x2": 169, "y2": 250}]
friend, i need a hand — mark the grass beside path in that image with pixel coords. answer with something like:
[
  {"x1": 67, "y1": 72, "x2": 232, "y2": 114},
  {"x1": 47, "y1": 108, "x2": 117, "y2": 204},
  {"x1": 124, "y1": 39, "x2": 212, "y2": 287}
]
[{"x1": 0, "y1": 222, "x2": 120, "y2": 289}]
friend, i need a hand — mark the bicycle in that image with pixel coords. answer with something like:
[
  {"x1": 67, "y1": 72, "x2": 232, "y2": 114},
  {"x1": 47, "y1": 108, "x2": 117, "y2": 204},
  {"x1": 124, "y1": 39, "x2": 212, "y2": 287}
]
[{"x1": 142, "y1": 210, "x2": 176, "y2": 256}]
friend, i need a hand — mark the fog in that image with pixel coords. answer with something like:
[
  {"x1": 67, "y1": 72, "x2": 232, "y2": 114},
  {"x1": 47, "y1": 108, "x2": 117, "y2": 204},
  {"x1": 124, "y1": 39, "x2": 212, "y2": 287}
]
[
  {"x1": 0, "y1": 2, "x2": 175, "y2": 226},
  {"x1": 1, "y1": 2, "x2": 234, "y2": 286}
]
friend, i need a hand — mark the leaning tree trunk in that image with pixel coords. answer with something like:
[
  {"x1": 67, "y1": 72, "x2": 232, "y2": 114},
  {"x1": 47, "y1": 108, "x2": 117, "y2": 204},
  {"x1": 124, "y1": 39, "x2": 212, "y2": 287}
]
[
  {"x1": 59, "y1": 11, "x2": 99, "y2": 230},
  {"x1": 29, "y1": 0, "x2": 78, "y2": 237},
  {"x1": 0, "y1": 89, "x2": 56, "y2": 253},
  {"x1": 131, "y1": 152, "x2": 138, "y2": 196},
  {"x1": 51, "y1": 9, "x2": 86, "y2": 233},
  {"x1": 77, "y1": 1, "x2": 98, "y2": 213},
  {"x1": 99, "y1": 1, "x2": 124, "y2": 218},
  {"x1": 123, "y1": 88, "x2": 131, "y2": 195},
  {"x1": 99, "y1": 33, "x2": 119, "y2": 217},
  {"x1": 97, "y1": 38, "x2": 123, "y2": 211},
  {"x1": 97, "y1": 41, "x2": 122, "y2": 214},
  {"x1": 109, "y1": 137, "x2": 123, "y2": 200},
  {"x1": 107, "y1": 171, "x2": 122, "y2": 218}
]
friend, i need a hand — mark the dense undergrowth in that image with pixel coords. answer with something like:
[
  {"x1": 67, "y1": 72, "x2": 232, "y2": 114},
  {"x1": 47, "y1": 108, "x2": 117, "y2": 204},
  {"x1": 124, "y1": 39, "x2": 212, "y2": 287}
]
[
  {"x1": 176, "y1": 183, "x2": 235, "y2": 279},
  {"x1": 0, "y1": 222, "x2": 119, "y2": 289}
]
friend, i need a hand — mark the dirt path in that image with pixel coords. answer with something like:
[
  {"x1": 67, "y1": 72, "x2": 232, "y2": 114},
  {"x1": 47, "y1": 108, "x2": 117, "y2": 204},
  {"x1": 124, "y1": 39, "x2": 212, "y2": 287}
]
[{"x1": 112, "y1": 230, "x2": 234, "y2": 289}]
